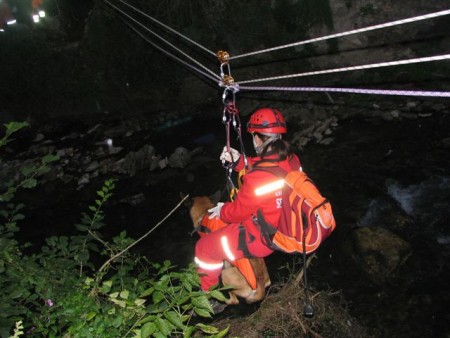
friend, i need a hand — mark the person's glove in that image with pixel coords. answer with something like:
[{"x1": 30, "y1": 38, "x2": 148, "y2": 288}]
[
  {"x1": 220, "y1": 146, "x2": 240, "y2": 164},
  {"x1": 208, "y1": 202, "x2": 224, "y2": 219}
]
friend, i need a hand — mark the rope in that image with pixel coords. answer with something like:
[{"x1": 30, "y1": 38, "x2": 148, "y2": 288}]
[
  {"x1": 117, "y1": 0, "x2": 217, "y2": 57},
  {"x1": 239, "y1": 85, "x2": 450, "y2": 98},
  {"x1": 238, "y1": 54, "x2": 450, "y2": 85},
  {"x1": 126, "y1": 23, "x2": 219, "y2": 83},
  {"x1": 103, "y1": 0, "x2": 220, "y2": 81},
  {"x1": 230, "y1": 9, "x2": 450, "y2": 61},
  {"x1": 100, "y1": 1, "x2": 449, "y2": 100}
]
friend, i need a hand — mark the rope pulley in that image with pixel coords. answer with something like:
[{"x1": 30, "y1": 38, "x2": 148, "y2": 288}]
[{"x1": 216, "y1": 50, "x2": 230, "y2": 64}]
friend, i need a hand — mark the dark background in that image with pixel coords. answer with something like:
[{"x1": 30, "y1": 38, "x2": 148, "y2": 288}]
[{"x1": 1, "y1": 1, "x2": 450, "y2": 337}]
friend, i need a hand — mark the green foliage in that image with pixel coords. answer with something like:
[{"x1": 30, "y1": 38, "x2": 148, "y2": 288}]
[
  {"x1": 0, "y1": 123, "x2": 228, "y2": 338},
  {"x1": 0, "y1": 123, "x2": 60, "y2": 203},
  {"x1": 0, "y1": 122, "x2": 29, "y2": 148}
]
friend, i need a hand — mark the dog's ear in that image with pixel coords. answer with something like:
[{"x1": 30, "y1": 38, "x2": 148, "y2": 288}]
[
  {"x1": 209, "y1": 190, "x2": 222, "y2": 205},
  {"x1": 180, "y1": 192, "x2": 193, "y2": 209}
]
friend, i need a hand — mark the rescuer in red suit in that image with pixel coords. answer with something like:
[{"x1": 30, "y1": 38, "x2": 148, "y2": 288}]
[{"x1": 195, "y1": 107, "x2": 302, "y2": 291}]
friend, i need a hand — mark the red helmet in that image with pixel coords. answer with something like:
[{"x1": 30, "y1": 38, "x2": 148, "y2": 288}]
[{"x1": 247, "y1": 108, "x2": 287, "y2": 134}]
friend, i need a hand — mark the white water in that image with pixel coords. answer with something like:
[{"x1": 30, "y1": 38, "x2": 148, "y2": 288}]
[
  {"x1": 387, "y1": 175, "x2": 450, "y2": 218},
  {"x1": 358, "y1": 176, "x2": 450, "y2": 243}
]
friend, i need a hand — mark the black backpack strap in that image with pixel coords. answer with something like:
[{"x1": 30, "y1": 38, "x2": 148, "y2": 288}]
[
  {"x1": 253, "y1": 210, "x2": 278, "y2": 249},
  {"x1": 251, "y1": 164, "x2": 288, "y2": 179},
  {"x1": 237, "y1": 224, "x2": 254, "y2": 258}
]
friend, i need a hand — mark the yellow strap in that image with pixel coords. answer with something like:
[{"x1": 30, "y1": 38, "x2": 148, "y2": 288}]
[
  {"x1": 228, "y1": 169, "x2": 246, "y2": 201},
  {"x1": 238, "y1": 169, "x2": 246, "y2": 189},
  {"x1": 229, "y1": 187, "x2": 238, "y2": 201}
]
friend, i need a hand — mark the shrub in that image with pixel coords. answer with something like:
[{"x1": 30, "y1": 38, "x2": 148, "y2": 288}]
[{"x1": 0, "y1": 122, "x2": 228, "y2": 338}]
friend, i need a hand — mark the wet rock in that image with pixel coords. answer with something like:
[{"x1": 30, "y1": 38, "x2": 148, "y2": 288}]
[
  {"x1": 319, "y1": 137, "x2": 334, "y2": 145},
  {"x1": 77, "y1": 173, "x2": 90, "y2": 187},
  {"x1": 401, "y1": 112, "x2": 418, "y2": 120},
  {"x1": 155, "y1": 157, "x2": 168, "y2": 170},
  {"x1": 382, "y1": 110, "x2": 400, "y2": 121},
  {"x1": 357, "y1": 195, "x2": 414, "y2": 234},
  {"x1": 405, "y1": 101, "x2": 418, "y2": 109},
  {"x1": 86, "y1": 160, "x2": 99, "y2": 172},
  {"x1": 119, "y1": 193, "x2": 145, "y2": 206},
  {"x1": 114, "y1": 144, "x2": 156, "y2": 176},
  {"x1": 346, "y1": 226, "x2": 412, "y2": 285},
  {"x1": 168, "y1": 147, "x2": 191, "y2": 168},
  {"x1": 290, "y1": 117, "x2": 338, "y2": 149},
  {"x1": 34, "y1": 133, "x2": 45, "y2": 142}
]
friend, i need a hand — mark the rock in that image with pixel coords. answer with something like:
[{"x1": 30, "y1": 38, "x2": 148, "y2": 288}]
[
  {"x1": 60, "y1": 132, "x2": 80, "y2": 141},
  {"x1": 86, "y1": 160, "x2": 99, "y2": 172},
  {"x1": 108, "y1": 146, "x2": 123, "y2": 155},
  {"x1": 346, "y1": 226, "x2": 412, "y2": 285},
  {"x1": 77, "y1": 173, "x2": 90, "y2": 186},
  {"x1": 429, "y1": 103, "x2": 446, "y2": 112},
  {"x1": 119, "y1": 193, "x2": 145, "y2": 206},
  {"x1": 405, "y1": 101, "x2": 418, "y2": 109},
  {"x1": 34, "y1": 133, "x2": 45, "y2": 142},
  {"x1": 114, "y1": 144, "x2": 156, "y2": 176},
  {"x1": 320, "y1": 137, "x2": 334, "y2": 145},
  {"x1": 382, "y1": 110, "x2": 400, "y2": 121},
  {"x1": 156, "y1": 157, "x2": 168, "y2": 170},
  {"x1": 313, "y1": 131, "x2": 323, "y2": 143},
  {"x1": 87, "y1": 124, "x2": 103, "y2": 134},
  {"x1": 401, "y1": 112, "x2": 418, "y2": 120},
  {"x1": 168, "y1": 147, "x2": 191, "y2": 168}
]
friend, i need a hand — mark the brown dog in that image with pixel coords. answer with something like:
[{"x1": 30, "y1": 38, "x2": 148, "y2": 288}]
[{"x1": 183, "y1": 193, "x2": 271, "y2": 305}]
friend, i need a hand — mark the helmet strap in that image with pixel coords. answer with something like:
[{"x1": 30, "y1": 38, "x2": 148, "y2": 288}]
[{"x1": 254, "y1": 136, "x2": 277, "y2": 155}]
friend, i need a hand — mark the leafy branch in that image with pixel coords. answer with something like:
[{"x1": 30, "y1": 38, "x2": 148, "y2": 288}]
[{"x1": 96, "y1": 193, "x2": 190, "y2": 279}]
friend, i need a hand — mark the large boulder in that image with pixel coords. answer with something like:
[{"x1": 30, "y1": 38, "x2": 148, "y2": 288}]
[{"x1": 345, "y1": 226, "x2": 412, "y2": 285}]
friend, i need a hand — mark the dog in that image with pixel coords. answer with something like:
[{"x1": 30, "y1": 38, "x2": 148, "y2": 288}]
[{"x1": 183, "y1": 192, "x2": 271, "y2": 306}]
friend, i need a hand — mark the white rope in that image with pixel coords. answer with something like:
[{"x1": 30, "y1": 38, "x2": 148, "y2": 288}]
[
  {"x1": 103, "y1": 0, "x2": 220, "y2": 81},
  {"x1": 239, "y1": 85, "x2": 450, "y2": 98},
  {"x1": 100, "y1": 1, "x2": 449, "y2": 99},
  {"x1": 238, "y1": 54, "x2": 450, "y2": 85},
  {"x1": 230, "y1": 9, "x2": 450, "y2": 61},
  {"x1": 118, "y1": 0, "x2": 217, "y2": 57},
  {"x1": 127, "y1": 23, "x2": 220, "y2": 83}
]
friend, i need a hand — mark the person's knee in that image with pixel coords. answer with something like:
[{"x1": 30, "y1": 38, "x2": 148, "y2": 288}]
[{"x1": 195, "y1": 236, "x2": 208, "y2": 258}]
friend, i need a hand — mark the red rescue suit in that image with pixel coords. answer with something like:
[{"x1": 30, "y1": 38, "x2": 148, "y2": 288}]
[{"x1": 195, "y1": 153, "x2": 301, "y2": 291}]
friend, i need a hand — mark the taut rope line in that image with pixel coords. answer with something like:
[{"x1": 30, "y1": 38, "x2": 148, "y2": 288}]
[
  {"x1": 100, "y1": 2, "x2": 450, "y2": 99},
  {"x1": 103, "y1": 0, "x2": 220, "y2": 81},
  {"x1": 125, "y1": 23, "x2": 220, "y2": 83},
  {"x1": 238, "y1": 54, "x2": 450, "y2": 85},
  {"x1": 230, "y1": 9, "x2": 450, "y2": 61},
  {"x1": 117, "y1": 0, "x2": 217, "y2": 57},
  {"x1": 239, "y1": 85, "x2": 450, "y2": 98}
]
